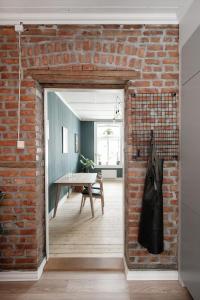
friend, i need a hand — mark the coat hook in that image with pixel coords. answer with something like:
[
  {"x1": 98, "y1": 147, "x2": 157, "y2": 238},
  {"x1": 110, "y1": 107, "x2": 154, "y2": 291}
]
[{"x1": 133, "y1": 149, "x2": 140, "y2": 160}]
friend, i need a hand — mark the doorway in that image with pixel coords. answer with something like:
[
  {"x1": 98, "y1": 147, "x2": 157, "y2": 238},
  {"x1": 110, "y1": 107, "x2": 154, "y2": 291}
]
[{"x1": 44, "y1": 88, "x2": 125, "y2": 259}]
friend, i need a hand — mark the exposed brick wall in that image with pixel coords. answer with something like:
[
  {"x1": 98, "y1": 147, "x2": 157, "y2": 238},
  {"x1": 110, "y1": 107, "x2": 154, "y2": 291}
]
[
  {"x1": 124, "y1": 160, "x2": 178, "y2": 269},
  {"x1": 0, "y1": 24, "x2": 179, "y2": 270}
]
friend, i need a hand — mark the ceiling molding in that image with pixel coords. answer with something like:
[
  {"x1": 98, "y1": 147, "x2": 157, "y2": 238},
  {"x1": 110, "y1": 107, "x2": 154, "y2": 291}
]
[
  {"x1": 0, "y1": 12, "x2": 178, "y2": 25},
  {"x1": 55, "y1": 91, "x2": 82, "y2": 120},
  {"x1": 177, "y1": 0, "x2": 194, "y2": 21}
]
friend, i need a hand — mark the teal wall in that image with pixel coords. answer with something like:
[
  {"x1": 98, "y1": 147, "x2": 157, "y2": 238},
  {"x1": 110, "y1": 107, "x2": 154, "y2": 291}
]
[
  {"x1": 80, "y1": 121, "x2": 94, "y2": 162},
  {"x1": 48, "y1": 92, "x2": 80, "y2": 212}
]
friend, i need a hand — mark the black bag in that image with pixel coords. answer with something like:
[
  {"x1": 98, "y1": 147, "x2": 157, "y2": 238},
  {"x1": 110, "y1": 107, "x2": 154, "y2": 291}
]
[{"x1": 138, "y1": 135, "x2": 164, "y2": 254}]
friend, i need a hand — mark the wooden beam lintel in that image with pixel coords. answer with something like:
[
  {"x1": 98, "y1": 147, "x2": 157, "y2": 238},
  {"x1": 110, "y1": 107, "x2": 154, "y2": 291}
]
[
  {"x1": 26, "y1": 69, "x2": 140, "y2": 81},
  {"x1": 42, "y1": 83, "x2": 125, "y2": 89}
]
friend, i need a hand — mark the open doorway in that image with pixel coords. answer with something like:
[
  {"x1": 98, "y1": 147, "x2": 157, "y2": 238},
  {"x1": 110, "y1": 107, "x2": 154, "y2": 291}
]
[{"x1": 44, "y1": 88, "x2": 124, "y2": 259}]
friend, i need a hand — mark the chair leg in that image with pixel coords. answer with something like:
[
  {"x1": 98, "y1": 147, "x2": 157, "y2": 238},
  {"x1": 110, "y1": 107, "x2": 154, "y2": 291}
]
[
  {"x1": 101, "y1": 196, "x2": 104, "y2": 215},
  {"x1": 80, "y1": 195, "x2": 84, "y2": 213},
  {"x1": 88, "y1": 184, "x2": 94, "y2": 218}
]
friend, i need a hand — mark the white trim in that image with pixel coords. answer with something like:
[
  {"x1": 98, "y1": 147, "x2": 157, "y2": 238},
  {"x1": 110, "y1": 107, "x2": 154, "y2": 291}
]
[
  {"x1": 180, "y1": 0, "x2": 200, "y2": 48},
  {"x1": 0, "y1": 258, "x2": 46, "y2": 282},
  {"x1": 0, "y1": 13, "x2": 178, "y2": 25},
  {"x1": 124, "y1": 259, "x2": 178, "y2": 281},
  {"x1": 177, "y1": 0, "x2": 194, "y2": 21},
  {"x1": 178, "y1": 273, "x2": 185, "y2": 287},
  {"x1": 55, "y1": 92, "x2": 81, "y2": 120},
  {"x1": 122, "y1": 89, "x2": 125, "y2": 259},
  {"x1": 178, "y1": 31, "x2": 183, "y2": 292},
  {"x1": 126, "y1": 270, "x2": 179, "y2": 281},
  {"x1": 44, "y1": 90, "x2": 49, "y2": 260}
]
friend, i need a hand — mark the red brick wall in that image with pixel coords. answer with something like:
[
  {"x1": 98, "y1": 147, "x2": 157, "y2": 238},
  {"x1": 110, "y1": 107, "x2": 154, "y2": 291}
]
[{"x1": 0, "y1": 24, "x2": 179, "y2": 270}]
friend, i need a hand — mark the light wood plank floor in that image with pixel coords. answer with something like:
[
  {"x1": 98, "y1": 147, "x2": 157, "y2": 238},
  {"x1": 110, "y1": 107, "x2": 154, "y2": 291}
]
[
  {"x1": 49, "y1": 180, "x2": 123, "y2": 257},
  {"x1": 0, "y1": 271, "x2": 192, "y2": 300}
]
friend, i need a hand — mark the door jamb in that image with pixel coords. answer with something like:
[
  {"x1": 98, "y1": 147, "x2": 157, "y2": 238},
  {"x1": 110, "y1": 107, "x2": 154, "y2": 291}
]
[
  {"x1": 44, "y1": 89, "x2": 50, "y2": 260},
  {"x1": 44, "y1": 86, "x2": 126, "y2": 263}
]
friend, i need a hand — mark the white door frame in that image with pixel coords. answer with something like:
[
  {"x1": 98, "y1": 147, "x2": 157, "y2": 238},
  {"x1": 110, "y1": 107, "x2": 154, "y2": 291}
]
[
  {"x1": 44, "y1": 89, "x2": 50, "y2": 260},
  {"x1": 44, "y1": 87, "x2": 125, "y2": 261}
]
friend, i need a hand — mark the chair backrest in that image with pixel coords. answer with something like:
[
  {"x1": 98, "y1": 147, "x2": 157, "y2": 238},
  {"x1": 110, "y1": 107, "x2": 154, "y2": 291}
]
[{"x1": 96, "y1": 176, "x2": 104, "y2": 194}]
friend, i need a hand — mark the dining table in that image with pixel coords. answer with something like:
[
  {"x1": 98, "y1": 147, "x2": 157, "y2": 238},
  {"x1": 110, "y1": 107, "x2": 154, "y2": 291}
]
[{"x1": 53, "y1": 172, "x2": 97, "y2": 218}]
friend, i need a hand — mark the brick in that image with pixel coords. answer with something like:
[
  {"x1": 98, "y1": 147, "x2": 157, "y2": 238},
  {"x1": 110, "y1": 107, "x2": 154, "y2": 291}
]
[
  {"x1": 142, "y1": 73, "x2": 157, "y2": 79},
  {"x1": 161, "y1": 73, "x2": 179, "y2": 80},
  {"x1": 144, "y1": 30, "x2": 163, "y2": 36},
  {"x1": 146, "y1": 52, "x2": 155, "y2": 57},
  {"x1": 145, "y1": 59, "x2": 160, "y2": 65},
  {"x1": 163, "y1": 58, "x2": 179, "y2": 64},
  {"x1": 166, "y1": 30, "x2": 179, "y2": 36},
  {"x1": 0, "y1": 23, "x2": 179, "y2": 272},
  {"x1": 147, "y1": 45, "x2": 163, "y2": 51}
]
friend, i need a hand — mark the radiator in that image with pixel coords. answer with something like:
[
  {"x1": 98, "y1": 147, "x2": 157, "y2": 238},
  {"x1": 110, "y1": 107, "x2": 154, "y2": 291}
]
[{"x1": 101, "y1": 169, "x2": 117, "y2": 179}]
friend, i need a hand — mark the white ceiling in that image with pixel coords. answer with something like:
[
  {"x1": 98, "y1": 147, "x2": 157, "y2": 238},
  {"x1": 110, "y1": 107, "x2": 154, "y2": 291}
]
[
  {"x1": 0, "y1": 0, "x2": 194, "y2": 24},
  {"x1": 56, "y1": 89, "x2": 124, "y2": 121}
]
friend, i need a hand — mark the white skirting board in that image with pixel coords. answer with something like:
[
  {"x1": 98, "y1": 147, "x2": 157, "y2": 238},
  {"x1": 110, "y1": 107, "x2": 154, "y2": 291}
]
[
  {"x1": 48, "y1": 193, "x2": 68, "y2": 219},
  {"x1": 0, "y1": 257, "x2": 179, "y2": 282},
  {"x1": 0, "y1": 258, "x2": 46, "y2": 281},
  {"x1": 178, "y1": 273, "x2": 185, "y2": 287},
  {"x1": 124, "y1": 259, "x2": 178, "y2": 281}
]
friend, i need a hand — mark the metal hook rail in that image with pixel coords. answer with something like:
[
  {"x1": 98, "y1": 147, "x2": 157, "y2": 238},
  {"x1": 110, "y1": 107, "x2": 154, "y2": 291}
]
[{"x1": 131, "y1": 93, "x2": 179, "y2": 161}]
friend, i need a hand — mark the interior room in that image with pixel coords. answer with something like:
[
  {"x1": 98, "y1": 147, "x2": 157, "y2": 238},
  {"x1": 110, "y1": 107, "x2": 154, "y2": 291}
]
[
  {"x1": 46, "y1": 89, "x2": 124, "y2": 258},
  {"x1": 1, "y1": 0, "x2": 200, "y2": 299}
]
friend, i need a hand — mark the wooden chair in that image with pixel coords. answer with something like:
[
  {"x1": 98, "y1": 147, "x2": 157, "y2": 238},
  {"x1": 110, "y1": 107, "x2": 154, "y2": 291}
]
[
  {"x1": 92, "y1": 172, "x2": 102, "y2": 189},
  {"x1": 80, "y1": 177, "x2": 104, "y2": 215}
]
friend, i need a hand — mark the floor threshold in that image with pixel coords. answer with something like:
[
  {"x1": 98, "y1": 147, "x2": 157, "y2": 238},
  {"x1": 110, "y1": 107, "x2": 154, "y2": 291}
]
[{"x1": 45, "y1": 257, "x2": 124, "y2": 271}]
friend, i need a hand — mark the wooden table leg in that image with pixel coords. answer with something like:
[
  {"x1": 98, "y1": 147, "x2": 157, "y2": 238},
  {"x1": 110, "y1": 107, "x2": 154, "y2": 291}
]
[
  {"x1": 53, "y1": 184, "x2": 61, "y2": 218},
  {"x1": 88, "y1": 184, "x2": 94, "y2": 218}
]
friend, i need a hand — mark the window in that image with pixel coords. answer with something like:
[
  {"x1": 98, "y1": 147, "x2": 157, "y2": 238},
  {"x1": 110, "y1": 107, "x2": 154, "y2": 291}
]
[{"x1": 94, "y1": 122, "x2": 122, "y2": 166}]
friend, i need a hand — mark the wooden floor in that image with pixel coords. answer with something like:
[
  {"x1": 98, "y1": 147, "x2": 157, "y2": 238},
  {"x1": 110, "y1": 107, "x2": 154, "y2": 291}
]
[
  {"x1": 45, "y1": 257, "x2": 124, "y2": 271},
  {"x1": 0, "y1": 271, "x2": 192, "y2": 300},
  {"x1": 49, "y1": 180, "x2": 123, "y2": 257}
]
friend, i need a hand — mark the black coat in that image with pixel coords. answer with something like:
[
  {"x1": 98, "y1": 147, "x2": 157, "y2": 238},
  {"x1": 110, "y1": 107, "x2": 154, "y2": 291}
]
[{"x1": 138, "y1": 140, "x2": 164, "y2": 254}]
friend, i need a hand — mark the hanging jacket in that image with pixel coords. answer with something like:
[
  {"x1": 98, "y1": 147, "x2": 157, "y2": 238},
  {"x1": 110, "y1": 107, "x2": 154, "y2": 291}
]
[{"x1": 138, "y1": 136, "x2": 164, "y2": 254}]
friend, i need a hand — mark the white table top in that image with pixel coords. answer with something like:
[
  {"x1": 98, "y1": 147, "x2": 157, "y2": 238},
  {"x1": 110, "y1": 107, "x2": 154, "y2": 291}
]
[{"x1": 54, "y1": 173, "x2": 97, "y2": 185}]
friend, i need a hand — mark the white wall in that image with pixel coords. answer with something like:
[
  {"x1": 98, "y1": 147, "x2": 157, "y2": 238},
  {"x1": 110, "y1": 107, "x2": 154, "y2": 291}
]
[{"x1": 180, "y1": 0, "x2": 200, "y2": 48}]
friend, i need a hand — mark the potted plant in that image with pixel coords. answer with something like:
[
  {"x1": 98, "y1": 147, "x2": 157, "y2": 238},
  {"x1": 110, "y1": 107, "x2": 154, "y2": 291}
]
[{"x1": 80, "y1": 155, "x2": 95, "y2": 172}]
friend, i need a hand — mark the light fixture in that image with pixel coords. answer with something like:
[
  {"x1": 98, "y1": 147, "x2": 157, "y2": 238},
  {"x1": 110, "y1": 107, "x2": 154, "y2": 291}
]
[
  {"x1": 15, "y1": 22, "x2": 25, "y2": 149},
  {"x1": 113, "y1": 95, "x2": 121, "y2": 121}
]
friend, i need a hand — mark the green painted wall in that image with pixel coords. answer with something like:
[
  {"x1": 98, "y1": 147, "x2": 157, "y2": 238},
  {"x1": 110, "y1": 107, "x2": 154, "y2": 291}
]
[
  {"x1": 48, "y1": 92, "x2": 80, "y2": 212},
  {"x1": 80, "y1": 121, "x2": 94, "y2": 162}
]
